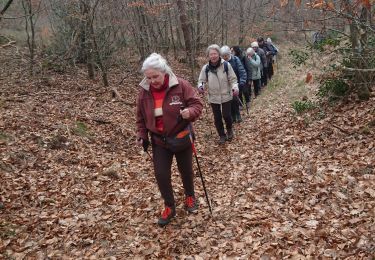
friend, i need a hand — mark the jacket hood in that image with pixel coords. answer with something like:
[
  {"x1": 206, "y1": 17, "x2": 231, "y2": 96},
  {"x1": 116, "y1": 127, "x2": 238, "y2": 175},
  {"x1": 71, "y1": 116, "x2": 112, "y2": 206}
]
[{"x1": 139, "y1": 71, "x2": 179, "y2": 91}]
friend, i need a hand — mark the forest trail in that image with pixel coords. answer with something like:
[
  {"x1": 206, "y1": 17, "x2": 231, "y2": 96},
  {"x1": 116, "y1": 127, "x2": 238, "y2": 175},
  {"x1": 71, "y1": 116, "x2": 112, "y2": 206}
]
[{"x1": 1, "y1": 47, "x2": 374, "y2": 259}]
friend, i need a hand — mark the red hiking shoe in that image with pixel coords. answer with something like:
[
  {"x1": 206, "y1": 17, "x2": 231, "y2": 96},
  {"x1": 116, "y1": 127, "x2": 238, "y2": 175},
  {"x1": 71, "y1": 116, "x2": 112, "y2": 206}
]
[
  {"x1": 158, "y1": 206, "x2": 176, "y2": 227},
  {"x1": 185, "y1": 196, "x2": 198, "y2": 213}
]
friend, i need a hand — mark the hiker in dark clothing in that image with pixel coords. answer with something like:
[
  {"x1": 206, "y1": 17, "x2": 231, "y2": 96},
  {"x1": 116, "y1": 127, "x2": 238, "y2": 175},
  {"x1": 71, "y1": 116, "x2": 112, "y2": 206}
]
[
  {"x1": 220, "y1": 45, "x2": 247, "y2": 123},
  {"x1": 266, "y1": 38, "x2": 278, "y2": 79},
  {"x1": 258, "y1": 37, "x2": 276, "y2": 82},
  {"x1": 197, "y1": 44, "x2": 238, "y2": 144},
  {"x1": 251, "y1": 41, "x2": 267, "y2": 89},
  {"x1": 136, "y1": 53, "x2": 203, "y2": 227},
  {"x1": 231, "y1": 46, "x2": 252, "y2": 110}
]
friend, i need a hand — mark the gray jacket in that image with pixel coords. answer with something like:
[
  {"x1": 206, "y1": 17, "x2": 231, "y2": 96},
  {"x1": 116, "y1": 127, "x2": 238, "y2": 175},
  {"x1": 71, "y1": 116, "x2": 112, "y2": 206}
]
[
  {"x1": 256, "y1": 48, "x2": 267, "y2": 68},
  {"x1": 198, "y1": 59, "x2": 238, "y2": 104},
  {"x1": 248, "y1": 53, "x2": 261, "y2": 80}
]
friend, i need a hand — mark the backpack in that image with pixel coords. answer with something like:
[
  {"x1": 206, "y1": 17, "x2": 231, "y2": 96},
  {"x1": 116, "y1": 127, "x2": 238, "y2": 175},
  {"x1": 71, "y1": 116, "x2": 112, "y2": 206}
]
[{"x1": 205, "y1": 61, "x2": 229, "y2": 82}]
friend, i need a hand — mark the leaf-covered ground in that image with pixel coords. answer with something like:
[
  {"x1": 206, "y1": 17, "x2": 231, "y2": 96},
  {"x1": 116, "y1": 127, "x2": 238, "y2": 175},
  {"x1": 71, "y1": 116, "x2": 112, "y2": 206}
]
[{"x1": 1, "y1": 47, "x2": 374, "y2": 259}]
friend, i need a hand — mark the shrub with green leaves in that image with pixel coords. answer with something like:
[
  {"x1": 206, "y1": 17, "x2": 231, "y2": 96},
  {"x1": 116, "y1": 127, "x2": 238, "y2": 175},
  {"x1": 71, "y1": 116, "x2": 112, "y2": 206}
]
[
  {"x1": 292, "y1": 100, "x2": 316, "y2": 114},
  {"x1": 289, "y1": 49, "x2": 309, "y2": 68},
  {"x1": 318, "y1": 79, "x2": 349, "y2": 98},
  {"x1": 313, "y1": 37, "x2": 341, "y2": 52}
]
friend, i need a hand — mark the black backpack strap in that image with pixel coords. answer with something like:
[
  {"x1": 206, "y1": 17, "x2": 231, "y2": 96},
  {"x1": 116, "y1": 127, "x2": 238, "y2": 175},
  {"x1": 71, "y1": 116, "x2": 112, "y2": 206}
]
[
  {"x1": 223, "y1": 61, "x2": 228, "y2": 78},
  {"x1": 205, "y1": 64, "x2": 210, "y2": 82}
]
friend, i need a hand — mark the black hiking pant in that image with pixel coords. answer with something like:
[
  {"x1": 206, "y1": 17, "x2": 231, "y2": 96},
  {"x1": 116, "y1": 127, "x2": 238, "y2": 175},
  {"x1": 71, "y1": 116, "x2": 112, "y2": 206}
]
[
  {"x1": 268, "y1": 62, "x2": 274, "y2": 80},
  {"x1": 211, "y1": 100, "x2": 232, "y2": 137},
  {"x1": 261, "y1": 68, "x2": 268, "y2": 87},
  {"x1": 253, "y1": 79, "x2": 261, "y2": 97},
  {"x1": 231, "y1": 97, "x2": 241, "y2": 121},
  {"x1": 239, "y1": 83, "x2": 251, "y2": 104},
  {"x1": 152, "y1": 144, "x2": 195, "y2": 208}
]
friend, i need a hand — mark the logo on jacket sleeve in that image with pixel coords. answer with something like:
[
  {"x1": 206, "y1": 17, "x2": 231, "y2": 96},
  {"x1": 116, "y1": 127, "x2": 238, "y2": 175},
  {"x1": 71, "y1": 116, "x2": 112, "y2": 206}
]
[{"x1": 169, "y1": 95, "x2": 183, "y2": 106}]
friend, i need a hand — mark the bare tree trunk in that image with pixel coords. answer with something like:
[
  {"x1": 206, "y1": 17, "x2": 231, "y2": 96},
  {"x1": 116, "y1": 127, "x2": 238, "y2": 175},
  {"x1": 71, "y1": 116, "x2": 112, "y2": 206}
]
[
  {"x1": 205, "y1": 0, "x2": 209, "y2": 45},
  {"x1": 175, "y1": 9, "x2": 183, "y2": 49},
  {"x1": 91, "y1": 23, "x2": 109, "y2": 86},
  {"x1": 81, "y1": 0, "x2": 95, "y2": 79},
  {"x1": 88, "y1": 0, "x2": 109, "y2": 86},
  {"x1": 238, "y1": 0, "x2": 244, "y2": 45},
  {"x1": 195, "y1": 0, "x2": 202, "y2": 48},
  {"x1": 221, "y1": 0, "x2": 224, "y2": 45},
  {"x1": 175, "y1": 0, "x2": 195, "y2": 78},
  {"x1": 77, "y1": 1, "x2": 87, "y2": 64},
  {"x1": 22, "y1": 0, "x2": 37, "y2": 76},
  {"x1": 166, "y1": 0, "x2": 177, "y2": 58},
  {"x1": 137, "y1": 4, "x2": 151, "y2": 58},
  {"x1": 0, "y1": 0, "x2": 14, "y2": 21},
  {"x1": 224, "y1": 0, "x2": 228, "y2": 44}
]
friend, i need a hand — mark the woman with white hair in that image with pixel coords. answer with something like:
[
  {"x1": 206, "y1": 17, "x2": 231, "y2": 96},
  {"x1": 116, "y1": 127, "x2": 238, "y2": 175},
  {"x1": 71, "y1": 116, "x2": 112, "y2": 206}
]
[
  {"x1": 246, "y1": 47, "x2": 262, "y2": 97},
  {"x1": 197, "y1": 44, "x2": 239, "y2": 144},
  {"x1": 220, "y1": 45, "x2": 247, "y2": 123},
  {"x1": 251, "y1": 41, "x2": 267, "y2": 88},
  {"x1": 136, "y1": 53, "x2": 203, "y2": 226}
]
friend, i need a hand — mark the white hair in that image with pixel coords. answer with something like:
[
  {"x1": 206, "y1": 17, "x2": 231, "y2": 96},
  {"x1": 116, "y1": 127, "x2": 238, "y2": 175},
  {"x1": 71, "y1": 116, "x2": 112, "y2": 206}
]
[
  {"x1": 206, "y1": 44, "x2": 221, "y2": 56},
  {"x1": 251, "y1": 42, "x2": 259, "y2": 48},
  {"x1": 220, "y1": 45, "x2": 231, "y2": 56},
  {"x1": 246, "y1": 48, "x2": 255, "y2": 56},
  {"x1": 267, "y1": 37, "x2": 272, "y2": 43},
  {"x1": 141, "y1": 53, "x2": 172, "y2": 74}
]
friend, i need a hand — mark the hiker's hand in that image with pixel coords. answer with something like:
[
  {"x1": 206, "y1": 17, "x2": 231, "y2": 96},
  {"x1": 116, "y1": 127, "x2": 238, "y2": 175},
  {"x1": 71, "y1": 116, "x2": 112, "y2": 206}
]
[
  {"x1": 198, "y1": 86, "x2": 205, "y2": 94},
  {"x1": 137, "y1": 138, "x2": 150, "y2": 152},
  {"x1": 232, "y1": 89, "x2": 239, "y2": 97},
  {"x1": 180, "y1": 108, "x2": 190, "y2": 119}
]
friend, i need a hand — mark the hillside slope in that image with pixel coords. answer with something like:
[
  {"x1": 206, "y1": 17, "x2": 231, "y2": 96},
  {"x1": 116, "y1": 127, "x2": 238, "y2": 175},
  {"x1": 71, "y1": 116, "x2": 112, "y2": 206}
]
[{"x1": 1, "y1": 47, "x2": 374, "y2": 259}]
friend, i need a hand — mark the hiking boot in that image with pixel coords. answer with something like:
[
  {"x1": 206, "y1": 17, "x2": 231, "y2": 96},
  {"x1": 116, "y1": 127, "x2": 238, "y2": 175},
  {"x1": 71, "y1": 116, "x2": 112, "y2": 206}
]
[
  {"x1": 185, "y1": 196, "x2": 198, "y2": 213},
  {"x1": 218, "y1": 135, "x2": 226, "y2": 145},
  {"x1": 246, "y1": 102, "x2": 250, "y2": 109},
  {"x1": 237, "y1": 115, "x2": 243, "y2": 123},
  {"x1": 158, "y1": 206, "x2": 176, "y2": 227},
  {"x1": 227, "y1": 129, "x2": 234, "y2": 141}
]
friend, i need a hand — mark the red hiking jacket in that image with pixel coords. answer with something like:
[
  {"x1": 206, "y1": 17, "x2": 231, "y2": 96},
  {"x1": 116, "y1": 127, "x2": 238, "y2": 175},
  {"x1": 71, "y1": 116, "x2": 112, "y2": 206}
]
[{"x1": 136, "y1": 72, "x2": 203, "y2": 145}]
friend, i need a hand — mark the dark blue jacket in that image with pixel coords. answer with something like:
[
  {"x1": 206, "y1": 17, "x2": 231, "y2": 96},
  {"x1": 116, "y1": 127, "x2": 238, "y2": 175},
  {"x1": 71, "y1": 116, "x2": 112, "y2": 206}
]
[{"x1": 228, "y1": 55, "x2": 247, "y2": 87}]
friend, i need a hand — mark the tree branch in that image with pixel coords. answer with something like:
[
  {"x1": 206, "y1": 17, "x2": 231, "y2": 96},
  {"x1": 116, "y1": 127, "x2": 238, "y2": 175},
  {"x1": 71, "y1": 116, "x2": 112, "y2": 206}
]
[{"x1": 0, "y1": 0, "x2": 14, "y2": 20}]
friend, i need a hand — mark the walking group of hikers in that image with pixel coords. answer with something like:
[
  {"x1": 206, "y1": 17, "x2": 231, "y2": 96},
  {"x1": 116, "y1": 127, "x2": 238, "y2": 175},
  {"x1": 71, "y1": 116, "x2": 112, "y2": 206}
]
[{"x1": 136, "y1": 37, "x2": 278, "y2": 226}]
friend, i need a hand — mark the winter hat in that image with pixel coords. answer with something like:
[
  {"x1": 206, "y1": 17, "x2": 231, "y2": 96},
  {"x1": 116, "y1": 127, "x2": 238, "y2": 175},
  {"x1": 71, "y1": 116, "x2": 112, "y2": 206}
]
[
  {"x1": 220, "y1": 45, "x2": 231, "y2": 56},
  {"x1": 251, "y1": 42, "x2": 259, "y2": 48},
  {"x1": 267, "y1": 38, "x2": 272, "y2": 43}
]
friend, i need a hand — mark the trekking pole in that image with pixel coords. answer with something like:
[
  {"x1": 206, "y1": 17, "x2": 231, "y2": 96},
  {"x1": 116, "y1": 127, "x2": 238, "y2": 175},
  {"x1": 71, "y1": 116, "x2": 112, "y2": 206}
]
[
  {"x1": 181, "y1": 106, "x2": 212, "y2": 215},
  {"x1": 141, "y1": 139, "x2": 152, "y2": 161},
  {"x1": 236, "y1": 95, "x2": 246, "y2": 112},
  {"x1": 245, "y1": 82, "x2": 251, "y2": 115},
  {"x1": 189, "y1": 134, "x2": 212, "y2": 215},
  {"x1": 145, "y1": 150, "x2": 152, "y2": 160}
]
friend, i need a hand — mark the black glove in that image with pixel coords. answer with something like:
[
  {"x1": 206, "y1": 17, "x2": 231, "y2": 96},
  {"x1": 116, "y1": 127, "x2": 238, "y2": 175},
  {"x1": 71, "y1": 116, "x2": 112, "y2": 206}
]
[{"x1": 142, "y1": 139, "x2": 150, "y2": 152}]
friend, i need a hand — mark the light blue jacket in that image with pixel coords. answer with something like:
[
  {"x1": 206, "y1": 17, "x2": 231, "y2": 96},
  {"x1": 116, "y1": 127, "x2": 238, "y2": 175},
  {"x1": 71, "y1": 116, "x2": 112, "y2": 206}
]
[{"x1": 248, "y1": 53, "x2": 261, "y2": 80}]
